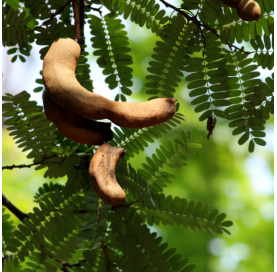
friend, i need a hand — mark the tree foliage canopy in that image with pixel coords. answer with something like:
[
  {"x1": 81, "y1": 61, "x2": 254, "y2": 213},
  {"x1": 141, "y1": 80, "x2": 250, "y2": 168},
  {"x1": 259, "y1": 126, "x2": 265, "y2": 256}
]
[{"x1": 2, "y1": 0, "x2": 274, "y2": 271}]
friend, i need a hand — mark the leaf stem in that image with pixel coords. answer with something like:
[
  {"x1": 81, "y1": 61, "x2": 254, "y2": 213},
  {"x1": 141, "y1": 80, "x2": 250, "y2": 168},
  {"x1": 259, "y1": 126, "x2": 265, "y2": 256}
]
[{"x1": 2, "y1": 155, "x2": 57, "y2": 170}]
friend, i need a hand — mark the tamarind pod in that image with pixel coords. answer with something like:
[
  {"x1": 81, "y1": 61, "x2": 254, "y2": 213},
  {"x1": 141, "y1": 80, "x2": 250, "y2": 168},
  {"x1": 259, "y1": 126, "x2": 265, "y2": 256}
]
[
  {"x1": 42, "y1": 38, "x2": 177, "y2": 129},
  {"x1": 89, "y1": 143, "x2": 127, "y2": 206},
  {"x1": 221, "y1": 0, "x2": 238, "y2": 8},
  {"x1": 236, "y1": 0, "x2": 261, "y2": 21},
  {"x1": 43, "y1": 92, "x2": 113, "y2": 145}
]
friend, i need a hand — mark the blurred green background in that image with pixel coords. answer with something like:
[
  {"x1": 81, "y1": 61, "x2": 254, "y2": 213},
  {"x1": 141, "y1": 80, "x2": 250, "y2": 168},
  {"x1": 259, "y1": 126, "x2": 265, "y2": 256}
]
[{"x1": 2, "y1": 8, "x2": 274, "y2": 272}]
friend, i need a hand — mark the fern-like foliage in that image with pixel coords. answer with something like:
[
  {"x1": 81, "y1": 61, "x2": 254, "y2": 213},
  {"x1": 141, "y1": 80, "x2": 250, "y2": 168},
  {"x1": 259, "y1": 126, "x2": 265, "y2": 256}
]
[
  {"x1": 6, "y1": 182, "x2": 86, "y2": 269},
  {"x1": 184, "y1": 29, "x2": 232, "y2": 121},
  {"x1": 2, "y1": 90, "x2": 90, "y2": 179},
  {"x1": 34, "y1": 182, "x2": 64, "y2": 203},
  {"x1": 131, "y1": 193, "x2": 233, "y2": 235},
  {"x1": 78, "y1": 188, "x2": 111, "y2": 250},
  {"x1": 2, "y1": 207, "x2": 16, "y2": 252},
  {"x1": 139, "y1": 131, "x2": 202, "y2": 192},
  {"x1": 2, "y1": 91, "x2": 58, "y2": 160},
  {"x1": 109, "y1": 208, "x2": 197, "y2": 271},
  {"x1": 227, "y1": 73, "x2": 274, "y2": 152},
  {"x1": 3, "y1": 0, "x2": 274, "y2": 148},
  {"x1": 250, "y1": 32, "x2": 274, "y2": 70},
  {"x1": 116, "y1": 159, "x2": 155, "y2": 207},
  {"x1": 2, "y1": 0, "x2": 274, "y2": 270},
  {"x1": 145, "y1": 14, "x2": 200, "y2": 99},
  {"x1": 89, "y1": 12, "x2": 133, "y2": 100},
  {"x1": 2, "y1": 6, "x2": 33, "y2": 62},
  {"x1": 175, "y1": 0, "x2": 274, "y2": 149},
  {"x1": 110, "y1": 112, "x2": 185, "y2": 159},
  {"x1": 34, "y1": 18, "x2": 75, "y2": 59},
  {"x1": 35, "y1": 150, "x2": 81, "y2": 179},
  {"x1": 76, "y1": 248, "x2": 119, "y2": 272},
  {"x1": 101, "y1": 0, "x2": 169, "y2": 35},
  {"x1": 18, "y1": 0, "x2": 75, "y2": 59}
]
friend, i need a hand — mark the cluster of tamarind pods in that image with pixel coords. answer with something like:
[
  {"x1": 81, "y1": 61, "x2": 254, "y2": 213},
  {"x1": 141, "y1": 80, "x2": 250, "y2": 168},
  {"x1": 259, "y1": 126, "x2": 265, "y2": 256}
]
[
  {"x1": 221, "y1": 0, "x2": 261, "y2": 21},
  {"x1": 42, "y1": 38, "x2": 177, "y2": 205},
  {"x1": 42, "y1": 0, "x2": 260, "y2": 204}
]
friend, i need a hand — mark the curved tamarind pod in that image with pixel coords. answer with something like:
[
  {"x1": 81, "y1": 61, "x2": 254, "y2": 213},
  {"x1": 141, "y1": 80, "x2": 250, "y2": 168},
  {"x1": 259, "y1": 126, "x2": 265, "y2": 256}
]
[
  {"x1": 43, "y1": 92, "x2": 113, "y2": 145},
  {"x1": 89, "y1": 143, "x2": 126, "y2": 206},
  {"x1": 42, "y1": 38, "x2": 177, "y2": 129},
  {"x1": 236, "y1": 0, "x2": 261, "y2": 21},
  {"x1": 221, "y1": 0, "x2": 237, "y2": 8}
]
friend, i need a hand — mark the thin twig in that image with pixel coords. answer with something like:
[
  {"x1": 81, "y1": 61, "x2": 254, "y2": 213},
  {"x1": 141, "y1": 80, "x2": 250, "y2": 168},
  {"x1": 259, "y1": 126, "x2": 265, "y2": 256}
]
[
  {"x1": 159, "y1": 0, "x2": 251, "y2": 55},
  {"x1": 32, "y1": 0, "x2": 71, "y2": 32},
  {"x1": 2, "y1": 192, "x2": 29, "y2": 222},
  {"x1": 72, "y1": 0, "x2": 81, "y2": 42},
  {"x1": 84, "y1": 1, "x2": 103, "y2": 16},
  {"x1": 101, "y1": 239, "x2": 110, "y2": 272},
  {"x1": 2, "y1": 155, "x2": 57, "y2": 170}
]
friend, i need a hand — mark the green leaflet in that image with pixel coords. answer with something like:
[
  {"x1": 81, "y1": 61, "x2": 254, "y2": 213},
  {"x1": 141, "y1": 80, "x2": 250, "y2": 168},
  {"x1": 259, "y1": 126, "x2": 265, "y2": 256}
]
[
  {"x1": 2, "y1": 207, "x2": 16, "y2": 256},
  {"x1": 225, "y1": 50, "x2": 272, "y2": 150},
  {"x1": 183, "y1": 29, "x2": 235, "y2": 120},
  {"x1": 110, "y1": 113, "x2": 185, "y2": 159},
  {"x1": 145, "y1": 14, "x2": 197, "y2": 98},
  {"x1": 2, "y1": 7, "x2": 32, "y2": 62},
  {"x1": 132, "y1": 193, "x2": 233, "y2": 235},
  {"x1": 3, "y1": 91, "x2": 59, "y2": 160},
  {"x1": 103, "y1": 0, "x2": 168, "y2": 35},
  {"x1": 89, "y1": 13, "x2": 133, "y2": 99},
  {"x1": 6, "y1": 180, "x2": 87, "y2": 269},
  {"x1": 116, "y1": 159, "x2": 155, "y2": 206},
  {"x1": 77, "y1": 188, "x2": 111, "y2": 250},
  {"x1": 138, "y1": 132, "x2": 202, "y2": 193},
  {"x1": 109, "y1": 209, "x2": 197, "y2": 272},
  {"x1": 109, "y1": 209, "x2": 171, "y2": 272}
]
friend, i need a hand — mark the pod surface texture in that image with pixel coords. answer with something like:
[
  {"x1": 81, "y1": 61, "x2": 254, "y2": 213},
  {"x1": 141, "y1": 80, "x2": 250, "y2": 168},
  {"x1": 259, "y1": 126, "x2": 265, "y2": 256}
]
[
  {"x1": 89, "y1": 143, "x2": 127, "y2": 206},
  {"x1": 43, "y1": 38, "x2": 177, "y2": 129},
  {"x1": 43, "y1": 92, "x2": 113, "y2": 145}
]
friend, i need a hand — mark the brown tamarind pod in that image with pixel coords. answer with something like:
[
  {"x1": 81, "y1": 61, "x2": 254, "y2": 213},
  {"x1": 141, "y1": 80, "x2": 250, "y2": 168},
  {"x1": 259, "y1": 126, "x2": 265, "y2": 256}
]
[
  {"x1": 89, "y1": 143, "x2": 126, "y2": 206},
  {"x1": 43, "y1": 92, "x2": 113, "y2": 145},
  {"x1": 236, "y1": 0, "x2": 261, "y2": 21},
  {"x1": 221, "y1": 0, "x2": 238, "y2": 9},
  {"x1": 42, "y1": 38, "x2": 177, "y2": 129}
]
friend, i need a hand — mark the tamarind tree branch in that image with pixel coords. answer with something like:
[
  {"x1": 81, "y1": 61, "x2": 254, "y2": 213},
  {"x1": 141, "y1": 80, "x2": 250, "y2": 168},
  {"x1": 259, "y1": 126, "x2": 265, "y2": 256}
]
[
  {"x1": 72, "y1": 0, "x2": 81, "y2": 42},
  {"x1": 101, "y1": 239, "x2": 110, "y2": 272},
  {"x1": 2, "y1": 192, "x2": 29, "y2": 222},
  {"x1": 2, "y1": 155, "x2": 57, "y2": 170},
  {"x1": 80, "y1": 1, "x2": 85, "y2": 36},
  {"x1": 79, "y1": 0, "x2": 85, "y2": 51},
  {"x1": 32, "y1": 0, "x2": 71, "y2": 32},
  {"x1": 159, "y1": 0, "x2": 251, "y2": 55}
]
